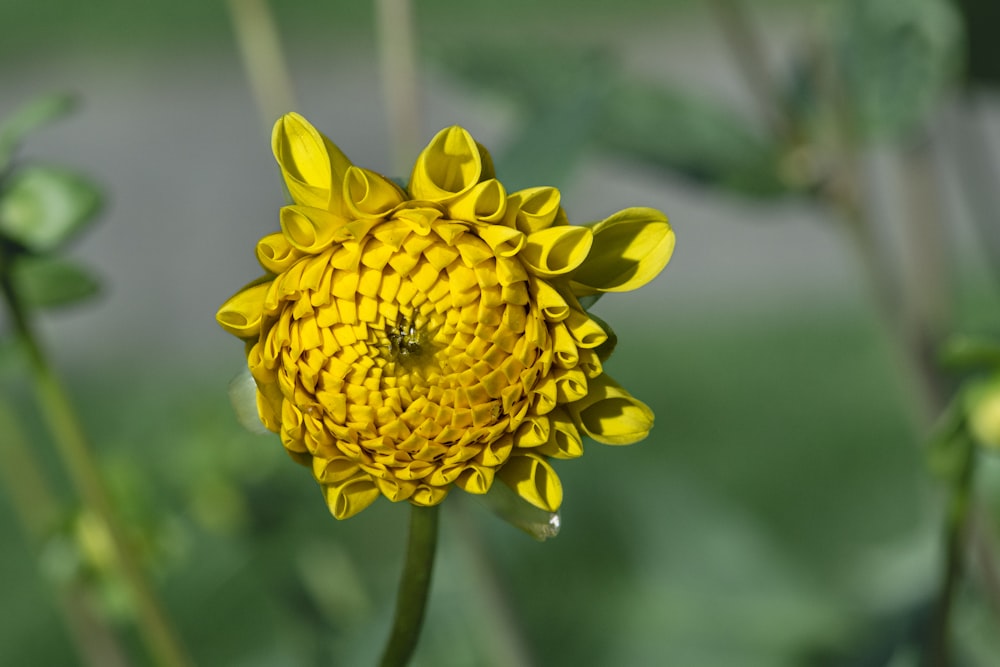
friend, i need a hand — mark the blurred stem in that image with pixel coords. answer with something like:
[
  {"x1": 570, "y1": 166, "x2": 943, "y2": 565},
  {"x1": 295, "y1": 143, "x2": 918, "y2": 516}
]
[
  {"x1": 226, "y1": 0, "x2": 298, "y2": 128},
  {"x1": 709, "y1": 0, "x2": 791, "y2": 140},
  {"x1": 0, "y1": 255, "x2": 192, "y2": 667},
  {"x1": 0, "y1": 403, "x2": 132, "y2": 667},
  {"x1": 379, "y1": 504, "x2": 439, "y2": 667},
  {"x1": 924, "y1": 435, "x2": 976, "y2": 667},
  {"x1": 375, "y1": 0, "x2": 421, "y2": 176}
]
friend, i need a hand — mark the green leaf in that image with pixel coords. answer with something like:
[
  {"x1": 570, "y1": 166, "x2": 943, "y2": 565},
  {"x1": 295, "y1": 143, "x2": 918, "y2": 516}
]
[
  {"x1": 0, "y1": 93, "x2": 78, "y2": 172},
  {"x1": 0, "y1": 165, "x2": 102, "y2": 252},
  {"x1": 13, "y1": 256, "x2": 101, "y2": 309},
  {"x1": 834, "y1": 0, "x2": 963, "y2": 139},
  {"x1": 597, "y1": 83, "x2": 788, "y2": 197}
]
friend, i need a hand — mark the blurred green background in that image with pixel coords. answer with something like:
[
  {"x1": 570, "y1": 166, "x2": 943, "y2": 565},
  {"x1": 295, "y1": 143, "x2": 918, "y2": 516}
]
[{"x1": 3, "y1": 0, "x2": 1000, "y2": 665}]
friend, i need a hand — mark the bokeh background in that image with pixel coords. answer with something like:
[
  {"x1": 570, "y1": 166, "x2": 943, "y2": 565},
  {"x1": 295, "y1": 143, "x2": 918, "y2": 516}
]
[{"x1": 3, "y1": 0, "x2": 1000, "y2": 664}]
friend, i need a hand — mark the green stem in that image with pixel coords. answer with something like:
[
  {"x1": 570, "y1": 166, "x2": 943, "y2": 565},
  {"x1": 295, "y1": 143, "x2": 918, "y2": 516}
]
[
  {"x1": 708, "y1": 0, "x2": 791, "y2": 140},
  {"x1": 379, "y1": 504, "x2": 440, "y2": 667},
  {"x1": 225, "y1": 0, "x2": 298, "y2": 127},
  {"x1": 925, "y1": 435, "x2": 976, "y2": 667},
  {"x1": 0, "y1": 403, "x2": 133, "y2": 667},
  {"x1": 0, "y1": 258, "x2": 192, "y2": 667}
]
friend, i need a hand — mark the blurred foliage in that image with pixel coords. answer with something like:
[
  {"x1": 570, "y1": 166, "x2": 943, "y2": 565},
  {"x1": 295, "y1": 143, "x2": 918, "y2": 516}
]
[
  {"x1": 0, "y1": 166, "x2": 102, "y2": 253},
  {"x1": 3, "y1": 0, "x2": 1000, "y2": 665},
  {"x1": 439, "y1": 45, "x2": 786, "y2": 197},
  {"x1": 832, "y1": 0, "x2": 963, "y2": 140},
  {"x1": 955, "y1": 0, "x2": 1000, "y2": 86},
  {"x1": 0, "y1": 94, "x2": 104, "y2": 309},
  {"x1": 0, "y1": 303, "x2": 961, "y2": 665},
  {"x1": 12, "y1": 256, "x2": 100, "y2": 309},
  {"x1": 439, "y1": 0, "x2": 964, "y2": 199},
  {"x1": 0, "y1": 93, "x2": 77, "y2": 173}
]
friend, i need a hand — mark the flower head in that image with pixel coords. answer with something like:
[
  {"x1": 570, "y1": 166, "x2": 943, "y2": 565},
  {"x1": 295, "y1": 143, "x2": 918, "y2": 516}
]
[{"x1": 217, "y1": 113, "x2": 674, "y2": 520}]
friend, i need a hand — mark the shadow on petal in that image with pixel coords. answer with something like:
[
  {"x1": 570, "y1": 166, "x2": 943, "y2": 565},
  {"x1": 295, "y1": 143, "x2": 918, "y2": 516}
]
[
  {"x1": 568, "y1": 373, "x2": 654, "y2": 445},
  {"x1": 571, "y1": 207, "x2": 674, "y2": 294}
]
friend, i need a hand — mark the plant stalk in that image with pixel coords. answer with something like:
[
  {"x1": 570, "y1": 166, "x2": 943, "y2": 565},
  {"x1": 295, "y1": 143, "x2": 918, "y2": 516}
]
[
  {"x1": 0, "y1": 260, "x2": 192, "y2": 667},
  {"x1": 378, "y1": 504, "x2": 440, "y2": 667},
  {"x1": 0, "y1": 402, "x2": 133, "y2": 667}
]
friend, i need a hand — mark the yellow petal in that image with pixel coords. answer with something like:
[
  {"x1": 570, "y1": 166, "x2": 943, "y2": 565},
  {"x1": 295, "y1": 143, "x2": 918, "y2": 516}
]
[
  {"x1": 454, "y1": 464, "x2": 496, "y2": 495},
  {"x1": 312, "y1": 456, "x2": 361, "y2": 484},
  {"x1": 217, "y1": 280, "x2": 272, "y2": 338},
  {"x1": 256, "y1": 232, "x2": 304, "y2": 273},
  {"x1": 411, "y1": 484, "x2": 448, "y2": 507},
  {"x1": 448, "y1": 179, "x2": 507, "y2": 223},
  {"x1": 531, "y1": 279, "x2": 570, "y2": 321},
  {"x1": 514, "y1": 414, "x2": 550, "y2": 447},
  {"x1": 280, "y1": 206, "x2": 349, "y2": 253},
  {"x1": 571, "y1": 207, "x2": 674, "y2": 294},
  {"x1": 477, "y1": 224, "x2": 525, "y2": 258},
  {"x1": 564, "y1": 307, "x2": 608, "y2": 349},
  {"x1": 554, "y1": 367, "x2": 588, "y2": 403},
  {"x1": 374, "y1": 476, "x2": 417, "y2": 502},
  {"x1": 324, "y1": 475, "x2": 381, "y2": 519},
  {"x1": 521, "y1": 226, "x2": 593, "y2": 277},
  {"x1": 504, "y1": 187, "x2": 562, "y2": 234},
  {"x1": 536, "y1": 408, "x2": 584, "y2": 459},
  {"x1": 568, "y1": 373, "x2": 654, "y2": 445},
  {"x1": 272, "y1": 113, "x2": 353, "y2": 211},
  {"x1": 344, "y1": 166, "x2": 406, "y2": 219},
  {"x1": 409, "y1": 126, "x2": 486, "y2": 202},
  {"x1": 498, "y1": 452, "x2": 563, "y2": 512}
]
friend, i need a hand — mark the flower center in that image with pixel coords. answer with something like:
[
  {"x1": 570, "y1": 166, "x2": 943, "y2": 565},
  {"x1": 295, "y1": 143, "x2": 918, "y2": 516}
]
[
  {"x1": 255, "y1": 217, "x2": 550, "y2": 482},
  {"x1": 383, "y1": 313, "x2": 433, "y2": 366}
]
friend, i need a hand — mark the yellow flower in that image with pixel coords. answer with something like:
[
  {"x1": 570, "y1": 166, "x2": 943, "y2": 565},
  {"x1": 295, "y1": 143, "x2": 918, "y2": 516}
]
[{"x1": 217, "y1": 113, "x2": 674, "y2": 520}]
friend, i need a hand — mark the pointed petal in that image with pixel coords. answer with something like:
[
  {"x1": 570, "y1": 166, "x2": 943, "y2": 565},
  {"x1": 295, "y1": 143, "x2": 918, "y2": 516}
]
[
  {"x1": 571, "y1": 207, "x2": 674, "y2": 294},
  {"x1": 272, "y1": 113, "x2": 353, "y2": 211}
]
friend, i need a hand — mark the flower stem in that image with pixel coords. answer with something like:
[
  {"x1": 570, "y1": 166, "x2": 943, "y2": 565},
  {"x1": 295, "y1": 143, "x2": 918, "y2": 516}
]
[
  {"x1": 0, "y1": 261, "x2": 192, "y2": 667},
  {"x1": 708, "y1": 0, "x2": 791, "y2": 140},
  {"x1": 0, "y1": 402, "x2": 133, "y2": 667},
  {"x1": 925, "y1": 434, "x2": 976, "y2": 667},
  {"x1": 226, "y1": 0, "x2": 298, "y2": 128},
  {"x1": 379, "y1": 504, "x2": 440, "y2": 667}
]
